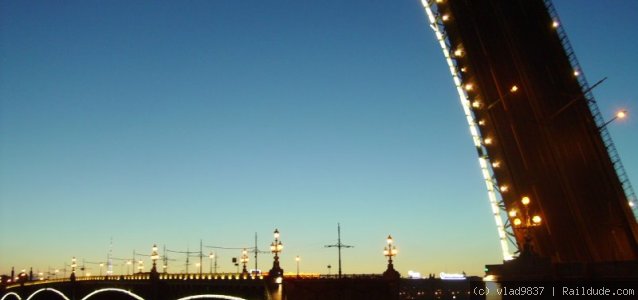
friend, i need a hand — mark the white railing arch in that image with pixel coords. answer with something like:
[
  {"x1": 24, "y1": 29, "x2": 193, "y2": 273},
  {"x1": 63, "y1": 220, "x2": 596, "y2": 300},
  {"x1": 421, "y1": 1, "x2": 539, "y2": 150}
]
[
  {"x1": 176, "y1": 295, "x2": 246, "y2": 300},
  {"x1": 80, "y1": 288, "x2": 144, "y2": 300},
  {"x1": 1, "y1": 292, "x2": 22, "y2": 300},
  {"x1": 26, "y1": 288, "x2": 70, "y2": 300}
]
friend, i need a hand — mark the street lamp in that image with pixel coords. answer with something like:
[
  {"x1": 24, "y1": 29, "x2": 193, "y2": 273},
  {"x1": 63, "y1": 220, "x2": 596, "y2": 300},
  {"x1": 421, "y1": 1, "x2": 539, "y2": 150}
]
[
  {"x1": 126, "y1": 260, "x2": 132, "y2": 275},
  {"x1": 99, "y1": 263, "x2": 104, "y2": 276},
  {"x1": 70, "y1": 257, "x2": 77, "y2": 281},
  {"x1": 600, "y1": 109, "x2": 628, "y2": 129},
  {"x1": 509, "y1": 196, "x2": 542, "y2": 256},
  {"x1": 71, "y1": 257, "x2": 77, "y2": 273},
  {"x1": 241, "y1": 248, "x2": 249, "y2": 275},
  {"x1": 150, "y1": 244, "x2": 160, "y2": 276},
  {"x1": 137, "y1": 260, "x2": 144, "y2": 273},
  {"x1": 295, "y1": 256, "x2": 300, "y2": 278},
  {"x1": 382, "y1": 235, "x2": 400, "y2": 279},
  {"x1": 269, "y1": 228, "x2": 284, "y2": 279},
  {"x1": 486, "y1": 84, "x2": 520, "y2": 110},
  {"x1": 384, "y1": 235, "x2": 398, "y2": 260}
]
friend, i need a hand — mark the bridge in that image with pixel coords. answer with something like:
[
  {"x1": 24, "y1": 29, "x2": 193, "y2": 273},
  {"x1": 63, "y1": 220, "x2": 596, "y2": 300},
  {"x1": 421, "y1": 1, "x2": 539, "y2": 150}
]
[
  {"x1": 0, "y1": 273, "x2": 410, "y2": 300},
  {"x1": 3, "y1": 0, "x2": 638, "y2": 298},
  {"x1": 1, "y1": 274, "x2": 272, "y2": 300}
]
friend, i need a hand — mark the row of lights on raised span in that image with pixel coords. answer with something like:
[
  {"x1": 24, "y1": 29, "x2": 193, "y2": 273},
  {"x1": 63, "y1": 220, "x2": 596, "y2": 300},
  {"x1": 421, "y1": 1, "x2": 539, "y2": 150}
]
[
  {"x1": 465, "y1": 83, "x2": 518, "y2": 94},
  {"x1": 463, "y1": 80, "x2": 629, "y2": 201},
  {"x1": 435, "y1": 0, "x2": 563, "y2": 35},
  {"x1": 550, "y1": 19, "x2": 583, "y2": 78}
]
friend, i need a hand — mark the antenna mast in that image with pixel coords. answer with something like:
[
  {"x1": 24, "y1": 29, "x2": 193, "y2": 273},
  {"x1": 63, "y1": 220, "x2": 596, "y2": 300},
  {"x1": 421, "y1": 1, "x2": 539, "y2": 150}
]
[
  {"x1": 254, "y1": 233, "x2": 258, "y2": 271},
  {"x1": 107, "y1": 237, "x2": 113, "y2": 275},
  {"x1": 324, "y1": 223, "x2": 353, "y2": 278}
]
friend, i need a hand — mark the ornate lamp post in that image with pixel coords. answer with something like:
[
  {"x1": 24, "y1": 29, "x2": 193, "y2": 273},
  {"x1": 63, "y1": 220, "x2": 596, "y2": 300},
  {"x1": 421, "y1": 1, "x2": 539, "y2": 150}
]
[
  {"x1": 382, "y1": 235, "x2": 400, "y2": 279},
  {"x1": 509, "y1": 196, "x2": 542, "y2": 256},
  {"x1": 70, "y1": 257, "x2": 77, "y2": 281},
  {"x1": 268, "y1": 228, "x2": 284, "y2": 279},
  {"x1": 150, "y1": 244, "x2": 160, "y2": 278},
  {"x1": 240, "y1": 248, "x2": 249, "y2": 275}
]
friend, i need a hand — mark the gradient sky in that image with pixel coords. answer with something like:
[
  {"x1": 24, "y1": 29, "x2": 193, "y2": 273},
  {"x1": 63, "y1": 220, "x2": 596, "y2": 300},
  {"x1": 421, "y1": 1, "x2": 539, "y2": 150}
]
[{"x1": 1, "y1": 0, "x2": 637, "y2": 277}]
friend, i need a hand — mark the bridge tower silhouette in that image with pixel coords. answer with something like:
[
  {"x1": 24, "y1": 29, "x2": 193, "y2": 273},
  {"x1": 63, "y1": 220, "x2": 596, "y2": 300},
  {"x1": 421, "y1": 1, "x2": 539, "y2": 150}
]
[{"x1": 421, "y1": 0, "x2": 638, "y2": 276}]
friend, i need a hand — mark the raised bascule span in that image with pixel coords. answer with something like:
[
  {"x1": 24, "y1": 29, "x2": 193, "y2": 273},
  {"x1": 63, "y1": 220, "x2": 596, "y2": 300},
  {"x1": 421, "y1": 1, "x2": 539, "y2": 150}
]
[{"x1": 421, "y1": 0, "x2": 638, "y2": 275}]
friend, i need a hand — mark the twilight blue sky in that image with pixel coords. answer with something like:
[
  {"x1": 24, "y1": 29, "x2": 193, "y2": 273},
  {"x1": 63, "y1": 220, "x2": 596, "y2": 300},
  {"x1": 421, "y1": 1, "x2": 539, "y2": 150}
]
[{"x1": 1, "y1": 0, "x2": 637, "y2": 276}]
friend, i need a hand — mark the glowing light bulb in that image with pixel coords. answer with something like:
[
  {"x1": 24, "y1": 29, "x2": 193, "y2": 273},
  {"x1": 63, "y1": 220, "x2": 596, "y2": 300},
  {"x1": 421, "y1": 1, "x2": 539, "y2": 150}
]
[
  {"x1": 465, "y1": 83, "x2": 474, "y2": 91},
  {"x1": 532, "y1": 215, "x2": 542, "y2": 224},
  {"x1": 616, "y1": 110, "x2": 627, "y2": 119}
]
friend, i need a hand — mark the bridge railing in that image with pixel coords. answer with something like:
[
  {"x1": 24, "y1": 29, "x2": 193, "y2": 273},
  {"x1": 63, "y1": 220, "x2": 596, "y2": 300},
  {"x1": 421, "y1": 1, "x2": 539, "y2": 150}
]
[
  {"x1": 158, "y1": 273, "x2": 264, "y2": 281},
  {"x1": 296, "y1": 274, "x2": 382, "y2": 280},
  {"x1": 3, "y1": 273, "x2": 265, "y2": 290}
]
